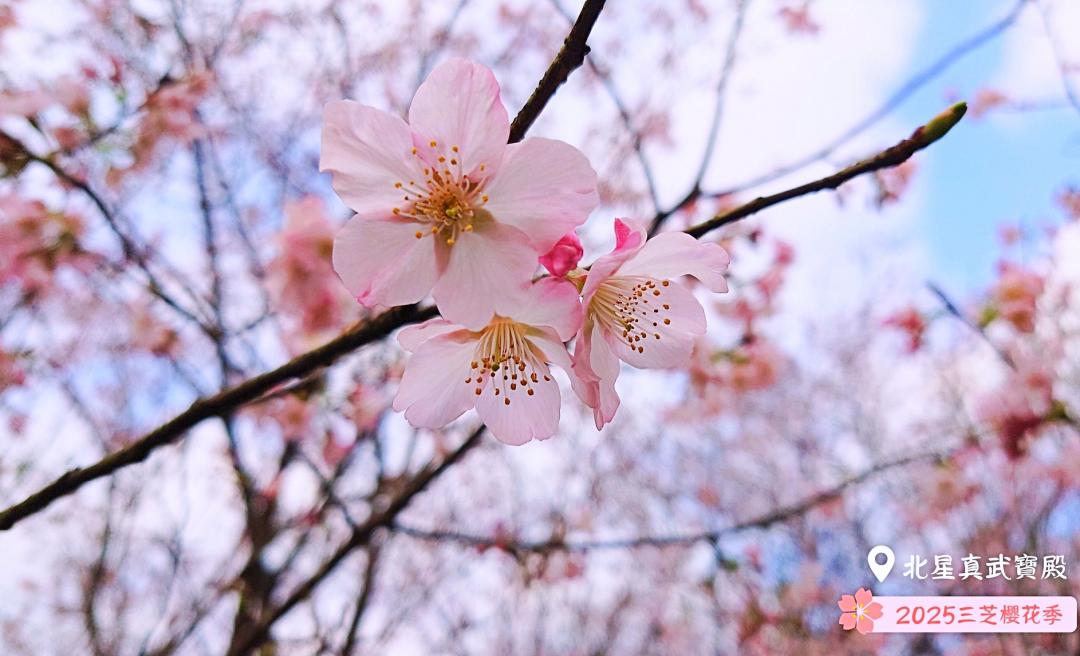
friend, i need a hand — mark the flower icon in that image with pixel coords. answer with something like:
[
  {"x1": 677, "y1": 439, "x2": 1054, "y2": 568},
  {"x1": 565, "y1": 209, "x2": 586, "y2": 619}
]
[{"x1": 837, "y1": 587, "x2": 883, "y2": 634}]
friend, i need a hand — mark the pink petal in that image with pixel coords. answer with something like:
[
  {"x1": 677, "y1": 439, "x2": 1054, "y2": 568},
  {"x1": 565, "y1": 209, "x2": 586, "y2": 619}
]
[
  {"x1": 320, "y1": 100, "x2": 424, "y2": 216},
  {"x1": 475, "y1": 360, "x2": 561, "y2": 445},
  {"x1": 613, "y1": 218, "x2": 646, "y2": 253},
  {"x1": 539, "y1": 232, "x2": 584, "y2": 277},
  {"x1": 617, "y1": 231, "x2": 730, "y2": 293},
  {"x1": 572, "y1": 321, "x2": 621, "y2": 429},
  {"x1": 332, "y1": 216, "x2": 439, "y2": 308},
  {"x1": 865, "y1": 602, "x2": 883, "y2": 620},
  {"x1": 838, "y1": 613, "x2": 857, "y2": 630},
  {"x1": 483, "y1": 137, "x2": 598, "y2": 252},
  {"x1": 569, "y1": 322, "x2": 600, "y2": 407},
  {"x1": 854, "y1": 588, "x2": 873, "y2": 607},
  {"x1": 528, "y1": 327, "x2": 576, "y2": 379},
  {"x1": 393, "y1": 331, "x2": 481, "y2": 429},
  {"x1": 407, "y1": 58, "x2": 508, "y2": 179},
  {"x1": 398, "y1": 318, "x2": 459, "y2": 353},
  {"x1": 837, "y1": 595, "x2": 857, "y2": 612},
  {"x1": 856, "y1": 616, "x2": 875, "y2": 635},
  {"x1": 500, "y1": 278, "x2": 583, "y2": 341},
  {"x1": 580, "y1": 220, "x2": 648, "y2": 304},
  {"x1": 606, "y1": 280, "x2": 706, "y2": 369},
  {"x1": 431, "y1": 222, "x2": 537, "y2": 330}
]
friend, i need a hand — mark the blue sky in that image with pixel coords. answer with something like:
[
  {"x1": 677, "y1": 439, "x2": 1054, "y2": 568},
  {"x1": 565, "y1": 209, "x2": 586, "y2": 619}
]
[{"x1": 900, "y1": 0, "x2": 1080, "y2": 292}]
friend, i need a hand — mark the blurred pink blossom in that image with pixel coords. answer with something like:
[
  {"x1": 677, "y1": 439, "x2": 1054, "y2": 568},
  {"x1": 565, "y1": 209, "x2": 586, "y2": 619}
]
[
  {"x1": 882, "y1": 306, "x2": 926, "y2": 353},
  {"x1": 991, "y1": 262, "x2": 1044, "y2": 333},
  {"x1": 270, "y1": 196, "x2": 347, "y2": 335},
  {"x1": 975, "y1": 357, "x2": 1055, "y2": 459}
]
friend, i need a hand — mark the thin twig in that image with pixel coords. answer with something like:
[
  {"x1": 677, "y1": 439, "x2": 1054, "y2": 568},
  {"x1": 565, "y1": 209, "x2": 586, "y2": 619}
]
[
  {"x1": 393, "y1": 447, "x2": 951, "y2": 553},
  {"x1": 0, "y1": 129, "x2": 216, "y2": 331},
  {"x1": 547, "y1": 0, "x2": 662, "y2": 212},
  {"x1": 649, "y1": 0, "x2": 750, "y2": 236},
  {"x1": 682, "y1": 102, "x2": 968, "y2": 238},
  {"x1": 1035, "y1": 0, "x2": 1080, "y2": 116},
  {"x1": 926, "y1": 281, "x2": 1015, "y2": 369},
  {"x1": 702, "y1": 0, "x2": 1026, "y2": 199}
]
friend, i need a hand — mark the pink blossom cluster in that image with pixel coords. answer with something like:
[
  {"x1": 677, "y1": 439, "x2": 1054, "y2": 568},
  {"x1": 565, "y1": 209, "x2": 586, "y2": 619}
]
[
  {"x1": 673, "y1": 335, "x2": 785, "y2": 420},
  {"x1": 715, "y1": 234, "x2": 793, "y2": 333},
  {"x1": 0, "y1": 193, "x2": 90, "y2": 296},
  {"x1": 989, "y1": 262, "x2": 1044, "y2": 334},
  {"x1": 975, "y1": 354, "x2": 1057, "y2": 459},
  {"x1": 107, "y1": 73, "x2": 212, "y2": 187},
  {"x1": 322, "y1": 60, "x2": 730, "y2": 444},
  {"x1": 882, "y1": 305, "x2": 927, "y2": 353}
]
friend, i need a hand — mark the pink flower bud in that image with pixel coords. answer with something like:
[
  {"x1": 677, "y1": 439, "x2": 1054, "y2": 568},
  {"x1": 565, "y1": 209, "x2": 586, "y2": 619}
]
[{"x1": 539, "y1": 231, "x2": 584, "y2": 277}]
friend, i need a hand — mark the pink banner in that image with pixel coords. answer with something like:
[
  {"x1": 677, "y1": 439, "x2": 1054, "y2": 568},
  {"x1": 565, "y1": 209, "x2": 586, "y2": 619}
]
[{"x1": 871, "y1": 596, "x2": 1077, "y2": 633}]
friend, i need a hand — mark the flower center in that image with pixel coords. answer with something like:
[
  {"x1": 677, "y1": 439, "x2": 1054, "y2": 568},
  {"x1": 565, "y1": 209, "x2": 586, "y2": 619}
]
[
  {"x1": 590, "y1": 276, "x2": 673, "y2": 355},
  {"x1": 464, "y1": 319, "x2": 551, "y2": 406},
  {"x1": 391, "y1": 141, "x2": 491, "y2": 246}
]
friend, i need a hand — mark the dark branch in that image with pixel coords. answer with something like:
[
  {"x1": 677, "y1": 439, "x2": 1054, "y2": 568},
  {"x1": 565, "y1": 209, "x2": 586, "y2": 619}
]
[
  {"x1": 0, "y1": 305, "x2": 436, "y2": 531},
  {"x1": 682, "y1": 102, "x2": 968, "y2": 239},
  {"x1": 393, "y1": 447, "x2": 952, "y2": 553},
  {"x1": 507, "y1": 0, "x2": 606, "y2": 143},
  {"x1": 926, "y1": 281, "x2": 1015, "y2": 369},
  {"x1": 226, "y1": 426, "x2": 486, "y2": 656}
]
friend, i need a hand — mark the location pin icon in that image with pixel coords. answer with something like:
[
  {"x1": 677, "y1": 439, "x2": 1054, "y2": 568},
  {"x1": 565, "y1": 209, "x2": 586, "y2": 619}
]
[{"x1": 867, "y1": 545, "x2": 895, "y2": 582}]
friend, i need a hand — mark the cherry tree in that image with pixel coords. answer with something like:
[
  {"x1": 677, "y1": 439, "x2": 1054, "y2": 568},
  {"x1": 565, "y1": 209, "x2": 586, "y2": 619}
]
[{"x1": 0, "y1": 0, "x2": 1077, "y2": 654}]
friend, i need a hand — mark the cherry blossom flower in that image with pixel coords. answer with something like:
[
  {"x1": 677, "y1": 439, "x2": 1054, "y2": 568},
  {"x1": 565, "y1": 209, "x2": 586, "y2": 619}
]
[
  {"x1": 777, "y1": 3, "x2": 820, "y2": 35},
  {"x1": 393, "y1": 278, "x2": 582, "y2": 444},
  {"x1": 324, "y1": 58, "x2": 598, "y2": 328},
  {"x1": 970, "y1": 88, "x2": 1009, "y2": 119},
  {"x1": 572, "y1": 219, "x2": 729, "y2": 429},
  {"x1": 998, "y1": 225, "x2": 1022, "y2": 246},
  {"x1": 837, "y1": 588, "x2": 882, "y2": 634}
]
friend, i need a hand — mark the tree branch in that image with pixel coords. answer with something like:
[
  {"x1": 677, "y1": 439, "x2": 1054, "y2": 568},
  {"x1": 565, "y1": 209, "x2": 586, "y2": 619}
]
[
  {"x1": 225, "y1": 426, "x2": 486, "y2": 656},
  {"x1": 507, "y1": 0, "x2": 606, "y2": 143},
  {"x1": 648, "y1": 0, "x2": 750, "y2": 236},
  {"x1": 647, "y1": 0, "x2": 1023, "y2": 230},
  {"x1": 682, "y1": 101, "x2": 968, "y2": 239},
  {"x1": 0, "y1": 100, "x2": 963, "y2": 534},
  {"x1": 392, "y1": 447, "x2": 952, "y2": 553},
  {"x1": 0, "y1": 304, "x2": 435, "y2": 531},
  {"x1": 699, "y1": 0, "x2": 1025, "y2": 200}
]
